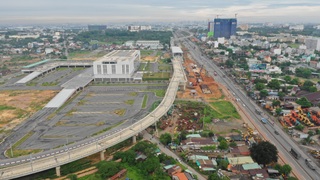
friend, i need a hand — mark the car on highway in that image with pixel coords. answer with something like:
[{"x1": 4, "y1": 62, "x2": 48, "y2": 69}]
[
  {"x1": 242, "y1": 104, "x2": 246, "y2": 107},
  {"x1": 274, "y1": 130, "x2": 279, "y2": 135}
]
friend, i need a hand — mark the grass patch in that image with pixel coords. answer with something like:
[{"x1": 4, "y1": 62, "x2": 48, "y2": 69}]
[
  {"x1": 150, "y1": 100, "x2": 161, "y2": 111},
  {"x1": 92, "y1": 121, "x2": 124, "y2": 136},
  {"x1": 289, "y1": 43, "x2": 299, "y2": 48},
  {"x1": 148, "y1": 89, "x2": 166, "y2": 97},
  {"x1": 26, "y1": 81, "x2": 38, "y2": 86},
  {"x1": 125, "y1": 99, "x2": 135, "y2": 105},
  {"x1": 210, "y1": 101, "x2": 240, "y2": 119},
  {"x1": 78, "y1": 100, "x2": 87, "y2": 106},
  {"x1": 138, "y1": 62, "x2": 151, "y2": 71},
  {"x1": 78, "y1": 174, "x2": 102, "y2": 180},
  {"x1": 92, "y1": 83, "x2": 167, "y2": 87},
  {"x1": 0, "y1": 105, "x2": 15, "y2": 111},
  {"x1": 142, "y1": 94, "x2": 148, "y2": 109},
  {"x1": 41, "y1": 81, "x2": 59, "y2": 86},
  {"x1": 140, "y1": 50, "x2": 154, "y2": 56},
  {"x1": 158, "y1": 64, "x2": 172, "y2": 71},
  {"x1": 68, "y1": 50, "x2": 91, "y2": 59},
  {"x1": 142, "y1": 72, "x2": 170, "y2": 81},
  {"x1": 6, "y1": 132, "x2": 42, "y2": 158},
  {"x1": 114, "y1": 109, "x2": 126, "y2": 116},
  {"x1": 129, "y1": 92, "x2": 138, "y2": 96}
]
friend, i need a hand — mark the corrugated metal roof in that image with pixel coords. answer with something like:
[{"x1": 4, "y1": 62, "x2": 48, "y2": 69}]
[
  {"x1": 45, "y1": 89, "x2": 76, "y2": 108},
  {"x1": 15, "y1": 71, "x2": 42, "y2": 84},
  {"x1": 242, "y1": 163, "x2": 261, "y2": 170},
  {"x1": 228, "y1": 156, "x2": 254, "y2": 165},
  {"x1": 186, "y1": 134, "x2": 201, "y2": 138},
  {"x1": 172, "y1": 46, "x2": 183, "y2": 54}
]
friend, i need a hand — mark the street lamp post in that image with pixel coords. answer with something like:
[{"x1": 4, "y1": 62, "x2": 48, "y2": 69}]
[{"x1": 29, "y1": 154, "x2": 33, "y2": 171}]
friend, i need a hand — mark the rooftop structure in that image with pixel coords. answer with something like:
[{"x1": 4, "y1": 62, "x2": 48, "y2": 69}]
[{"x1": 93, "y1": 50, "x2": 140, "y2": 81}]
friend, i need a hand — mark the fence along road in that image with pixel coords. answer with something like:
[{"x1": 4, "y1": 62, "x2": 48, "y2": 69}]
[{"x1": 0, "y1": 57, "x2": 184, "y2": 180}]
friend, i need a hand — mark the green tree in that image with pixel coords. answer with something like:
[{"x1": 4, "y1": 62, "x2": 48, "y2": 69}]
[
  {"x1": 278, "y1": 91, "x2": 285, "y2": 99},
  {"x1": 140, "y1": 156, "x2": 160, "y2": 174},
  {"x1": 218, "y1": 159, "x2": 229, "y2": 170},
  {"x1": 254, "y1": 78, "x2": 268, "y2": 84},
  {"x1": 225, "y1": 60, "x2": 234, "y2": 68},
  {"x1": 218, "y1": 140, "x2": 229, "y2": 150},
  {"x1": 290, "y1": 78, "x2": 300, "y2": 85},
  {"x1": 255, "y1": 83, "x2": 266, "y2": 91},
  {"x1": 250, "y1": 141, "x2": 278, "y2": 166},
  {"x1": 96, "y1": 161, "x2": 122, "y2": 179},
  {"x1": 284, "y1": 75, "x2": 291, "y2": 83},
  {"x1": 295, "y1": 67, "x2": 312, "y2": 78},
  {"x1": 308, "y1": 86, "x2": 317, "y2": 92},
  {"x1": 268, "y1": 79, "x2": 281, "y2": 90},
  {"x1": 160, "y1": 133, "x2": 172, "y2": 145},
  {"x1": 260, "y1": 90, "x2": 269, "y2": 99},
  {"x1": 132, "y1": 141, "x2": 157, "y2": 156},
  {"x1": 272, "y1": 100, "x2": 281, "y2": 107},
  {"x1": 294, "y1": 124, "x2": 305, "y2": 131},
  {"x1": 275, "y1": 108, "x2": 282, "y2": 116},
  {"x1": 296, "y1": 97, "x2": 312, "y2": 108},
  {"x1": 113, "y1": 150, "x2": 136, "y2": 165},
  {"x1": 280, "y1": 164, "x2": 292, "y2": 176},
  {"x1": 287, "y1": 177, "x2": 298, "y2": 180},
  {"x1": 302, "y1": 80, "x2": 315, "y2": 92},
  {"x1": 229, "y1": 142, "x2": 237, "y2": 147}
]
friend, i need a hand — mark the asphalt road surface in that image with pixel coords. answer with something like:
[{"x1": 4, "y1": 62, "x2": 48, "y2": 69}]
[{"x1": 178, "y1": 31, "x2": 320, "y2": 180}]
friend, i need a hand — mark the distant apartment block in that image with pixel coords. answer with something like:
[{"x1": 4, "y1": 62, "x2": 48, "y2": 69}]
[
  {"x1": 127, "y1": 25, "x2": 151, "y2": 32},
  {"x1": 213, "y1": 18, "x2": 237, "y2": 39},
  {"x1": 88, "y1": 25, "x2": 107, "y2": 31},
  {"x1": 289, "y1": 25, "x2": 304, "y2": 31},
  {"x1": 93, "y1": 50, "x2": 140, "y2": 81},
  {"x1": 207, "y1": 21, "x2": 214, "y2": 32},
  {"x1": 305, "y1": 38, "x2": 320, "y2": 51}
]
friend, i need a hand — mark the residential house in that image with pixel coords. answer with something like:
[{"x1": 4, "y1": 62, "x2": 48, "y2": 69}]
[
  {"x1": 172, "y1": 172, "x2": 188, "y2": 180},
  {"x1": 167, "y1": 165, "x2": 182, "y2": 176},
  {"x1": 297, "y1": 91, "x2": 320, "y2": 106}
]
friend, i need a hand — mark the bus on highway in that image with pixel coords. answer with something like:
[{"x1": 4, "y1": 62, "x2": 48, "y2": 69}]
[{"x1": 290, "y1": 148, "x2": 301, "y2": 159}]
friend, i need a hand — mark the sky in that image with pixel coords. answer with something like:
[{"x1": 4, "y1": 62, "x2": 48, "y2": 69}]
[{"x1": 1, "y1": 0, "x2": 320, "y2": 24}]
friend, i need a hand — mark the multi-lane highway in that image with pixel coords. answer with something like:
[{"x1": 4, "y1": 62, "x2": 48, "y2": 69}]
[
  {"x1": 177, "y1": 30, "x2": 320, "y2": 180},
  {"x1": 0, "y1": 56, "x2": 185, "y2": 179}
]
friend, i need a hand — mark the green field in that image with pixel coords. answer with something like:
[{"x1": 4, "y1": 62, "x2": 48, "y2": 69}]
[
  {"x1": 209, "y1": 101, "x2": 240, "y2": 119},
  {"x1": 68, "y1": 50, "x2": 91, "y2": 58},
  {"x1": 142, "y1": 72, "x2": 170, "y2": 81},
  {"x1": 140, "y1": 50, "x2": 155, "y2": 56},
  {"x1": 142, "y1": 94, "x2": 148, "y2": 108},
  {"x1": 138, "y1": 62, "x2": 151, "y2": 71},
  {"x1": 158, "y1": 64, "x2": 172, "y2": 71}
]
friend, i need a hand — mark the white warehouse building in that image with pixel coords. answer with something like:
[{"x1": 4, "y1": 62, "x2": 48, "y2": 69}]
[
  {"x1": 136, "y1": 40, "x2": 163, "y2": 50},
  {"x1": 93, "y1": 50, "x2": 140, "y2": 81}
]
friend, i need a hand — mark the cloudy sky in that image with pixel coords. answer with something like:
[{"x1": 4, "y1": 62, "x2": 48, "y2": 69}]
[{"x1": 1, "y1": 0, "x2": 320, "y2": 24}]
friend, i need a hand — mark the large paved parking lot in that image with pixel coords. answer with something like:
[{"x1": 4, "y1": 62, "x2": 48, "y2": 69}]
[{"x1": 20, "y1": 85, "x2": 163, "y2": 150}]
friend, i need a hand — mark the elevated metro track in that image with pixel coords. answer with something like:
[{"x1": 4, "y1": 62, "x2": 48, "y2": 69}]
[{"x1": 0, "y1": 56, "x2": 185, "y2": 179}]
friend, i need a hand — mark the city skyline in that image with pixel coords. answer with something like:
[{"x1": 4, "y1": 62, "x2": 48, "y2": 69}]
[{"x1": 1, "y1": 0, "x2": 320, "y2": 24}]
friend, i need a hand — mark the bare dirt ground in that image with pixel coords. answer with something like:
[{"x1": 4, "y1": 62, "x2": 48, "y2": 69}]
[{"x1": 0, "y1": 90, "x2": 57, "y2": 131}]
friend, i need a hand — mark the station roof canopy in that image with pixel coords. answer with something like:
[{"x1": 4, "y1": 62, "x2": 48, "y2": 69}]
[{"x1": 171, "y1": 46, "x2": 183, "y2": 54}]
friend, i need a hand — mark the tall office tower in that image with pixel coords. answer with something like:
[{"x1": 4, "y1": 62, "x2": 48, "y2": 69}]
[
  {"x1": 213, "y1": 18, "x2": 237, "y2": 39},
  {"x1": 208, "y1": 21, "x2": 214, "y2": 32}
]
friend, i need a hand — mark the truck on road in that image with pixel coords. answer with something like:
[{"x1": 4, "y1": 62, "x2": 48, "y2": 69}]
[{"x1": 290, "y1": 148, "x2": 301, "y2": 159}]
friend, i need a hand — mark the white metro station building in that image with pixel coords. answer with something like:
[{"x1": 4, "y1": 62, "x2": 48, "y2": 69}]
[{"x1": 93, "y1": 50, "x2": 140, "y2": 81}]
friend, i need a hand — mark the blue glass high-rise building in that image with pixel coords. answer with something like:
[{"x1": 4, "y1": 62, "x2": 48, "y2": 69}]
[{"x1": 213, "y1": 18, "x2": 237, "y2": 39}]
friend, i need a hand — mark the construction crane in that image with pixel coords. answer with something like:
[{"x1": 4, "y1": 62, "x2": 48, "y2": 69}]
[
  {"x1": 216, "y1": 14, "x2": 222, "y2": 19},
  {"x1": 235, "y1": 13, "x2": 238, "y2": 18}
]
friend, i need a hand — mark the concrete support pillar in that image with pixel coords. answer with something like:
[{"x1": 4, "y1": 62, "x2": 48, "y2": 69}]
[
  {"x1": 155, "y1": 122, "x2": 158, "y2": 137},
  {"x1": 132, "y1": 135, "x2": 136, "y2": 143},
  {"x1": 56, "y1": 166, "x2": 61, "y2": 177},
  {"x1": 100, "y1": 150, "x2": 106, "y2": 161}
]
